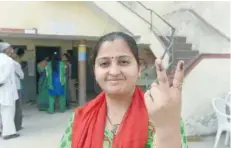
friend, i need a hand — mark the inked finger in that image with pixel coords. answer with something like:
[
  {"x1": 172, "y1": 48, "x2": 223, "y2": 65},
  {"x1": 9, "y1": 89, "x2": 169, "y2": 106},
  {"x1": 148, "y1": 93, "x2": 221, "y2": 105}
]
[
  {"x1": 172, "y1": 61, "x2": 184, "y2": 90},
  {"x1": 155, "y1": 59, "x2": 169, "y2": 90}
]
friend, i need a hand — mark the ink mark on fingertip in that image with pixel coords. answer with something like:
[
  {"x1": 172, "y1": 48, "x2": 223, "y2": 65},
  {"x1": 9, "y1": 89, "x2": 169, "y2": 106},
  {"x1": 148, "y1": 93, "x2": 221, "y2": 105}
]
[
  {"x1": 180, "y1": 62, "x2": 184, "y2": 71},
  {"x1": 158, "y1": 64, "x2": 162, "y2": 71}
]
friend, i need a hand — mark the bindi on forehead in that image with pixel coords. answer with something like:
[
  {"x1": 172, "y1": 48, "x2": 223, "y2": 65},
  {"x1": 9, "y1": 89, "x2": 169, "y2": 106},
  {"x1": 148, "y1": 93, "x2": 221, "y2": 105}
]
[
  {"x1": 96, "y1": 55, "x2": 132, "y2": 60},
  {"x1": 98, "y1": 40, "x2": 132, "y2": 53},
  {"x1": 96, "y1": 39, "x2": 135, "y2": 61}
]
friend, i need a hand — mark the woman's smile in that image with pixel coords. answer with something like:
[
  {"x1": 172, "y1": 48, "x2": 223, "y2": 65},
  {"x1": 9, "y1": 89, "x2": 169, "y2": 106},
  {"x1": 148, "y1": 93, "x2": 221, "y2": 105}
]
[{"x1": 106, "y1": 78, "x2": 125, "y2": 85}]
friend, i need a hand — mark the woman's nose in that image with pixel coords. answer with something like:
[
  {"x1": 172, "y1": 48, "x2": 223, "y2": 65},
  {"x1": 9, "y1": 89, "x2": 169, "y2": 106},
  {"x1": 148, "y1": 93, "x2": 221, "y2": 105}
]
[{"x1": 108, "y1": 63, "x2": 121, "y2": 75}]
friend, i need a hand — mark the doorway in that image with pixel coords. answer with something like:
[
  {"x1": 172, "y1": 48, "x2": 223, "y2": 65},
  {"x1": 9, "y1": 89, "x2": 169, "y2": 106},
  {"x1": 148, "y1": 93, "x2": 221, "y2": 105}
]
[{"x1": 35, "y1": 46, "x2": 61, "y2": 94}]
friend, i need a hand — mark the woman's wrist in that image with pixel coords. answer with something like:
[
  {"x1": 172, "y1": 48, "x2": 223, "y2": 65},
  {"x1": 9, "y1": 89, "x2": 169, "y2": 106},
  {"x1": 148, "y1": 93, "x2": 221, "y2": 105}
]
[
  {"x1": 154, "y1": 123, "x2": 181, "y2": 148},
  {"x1": 155, "y1": 127, "x2": 181, "y2": 148}
]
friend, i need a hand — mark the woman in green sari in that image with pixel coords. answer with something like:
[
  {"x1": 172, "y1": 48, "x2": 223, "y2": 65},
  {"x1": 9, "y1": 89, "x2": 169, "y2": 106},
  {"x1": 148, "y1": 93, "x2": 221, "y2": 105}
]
[
  {"x1": 60, "y1": 32, "x2": 188, "y2": 148},
  {"x1": 37, "y1": 56, "x2": 50, "y2": 111},
  {"x1": 46, "y1": 53, "x2": 66, "y2": 113}
]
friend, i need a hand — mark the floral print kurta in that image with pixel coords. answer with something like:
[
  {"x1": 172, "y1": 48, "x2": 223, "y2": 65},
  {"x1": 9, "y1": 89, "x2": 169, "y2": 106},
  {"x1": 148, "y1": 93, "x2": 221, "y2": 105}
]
[{"x1": 59, "y1": 114, "x2": 188, "y2": 148}]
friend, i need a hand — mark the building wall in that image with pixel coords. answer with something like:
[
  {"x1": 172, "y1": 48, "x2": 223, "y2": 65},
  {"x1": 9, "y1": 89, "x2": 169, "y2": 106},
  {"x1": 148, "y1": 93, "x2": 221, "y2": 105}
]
[
  {"x1": 164, "y1": 11, "x2": 230, "y2": 53},
  {"x1": 182, "y1": 58, "x2": 230, "y2": 136},
  {"x1": 132, "y1": 1, "x2": 230, "y2": 54},
  {"x1": 2, "y1": 38, "x2": 74, "y2": 60},
  {"x1": 0, "y1": 1, "x2": 126, "y2": 36},
  {"x1": 142, "y1": 1, "x2": 230, "y2": 38},
  {"x1": 2, "y1": 38, "x2": 154, "y2": 63}
]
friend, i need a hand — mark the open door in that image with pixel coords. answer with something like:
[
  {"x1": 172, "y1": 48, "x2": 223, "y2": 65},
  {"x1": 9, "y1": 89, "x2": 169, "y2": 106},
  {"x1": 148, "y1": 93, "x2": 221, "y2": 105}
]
[{"x1": 35, "y1": 46, "x2": 61, "y2": 94}]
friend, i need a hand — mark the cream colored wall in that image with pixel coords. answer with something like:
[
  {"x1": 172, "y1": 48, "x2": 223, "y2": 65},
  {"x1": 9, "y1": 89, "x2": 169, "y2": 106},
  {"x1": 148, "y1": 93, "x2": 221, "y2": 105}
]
[
  {"x1": 164, "y1": 12, "x2": 230, "y2": 53},
  {"x1": 134, "y1": 1, "x2": 230, "y2": 54},
  {"x1": 0, "y1": 1, "x2": 126, "y2": 36},
  {"x1": 142, "y1": 1, "x2": 230, "y2": 38},
  {"x1": 181, "y1": 58, "x2": 230, "y2": 136}
]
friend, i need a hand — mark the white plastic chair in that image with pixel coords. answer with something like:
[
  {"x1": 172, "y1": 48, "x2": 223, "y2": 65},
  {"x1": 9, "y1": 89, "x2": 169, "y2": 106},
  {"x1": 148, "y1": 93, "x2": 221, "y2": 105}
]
[
  {"x1": 225, "y1": 91, "x2": 231, "y2": 107},
  {"x1": 212, "y1": 97, "x2": 231, "y2": 148},
  {"x1": 224, "y1": 91, "x2": 231, "y2": 146}
]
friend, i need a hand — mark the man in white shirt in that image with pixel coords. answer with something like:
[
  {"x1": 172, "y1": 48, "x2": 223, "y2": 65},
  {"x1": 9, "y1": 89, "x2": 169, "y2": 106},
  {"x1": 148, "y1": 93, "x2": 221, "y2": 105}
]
[
  {"x1": 11, "y1": 48, "x2": 25, "y2": 131},
  {"x1": 0, "y1": 42, "x2": 20, "y2": 140}
]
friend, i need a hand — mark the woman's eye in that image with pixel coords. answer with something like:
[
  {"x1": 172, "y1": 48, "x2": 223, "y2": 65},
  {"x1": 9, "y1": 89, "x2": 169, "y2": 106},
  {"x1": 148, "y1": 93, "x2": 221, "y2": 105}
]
[
  {"x1": 99, "y1": 62, "x2": 110, "y2": 68},
  {"x1": 119, "y1": 60, "x2": 130, "y2": 66}
]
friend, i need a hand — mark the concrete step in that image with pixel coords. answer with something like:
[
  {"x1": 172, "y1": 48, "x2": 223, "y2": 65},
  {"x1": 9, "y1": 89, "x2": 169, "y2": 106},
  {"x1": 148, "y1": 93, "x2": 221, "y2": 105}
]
[
  {"x1": 174, "y1": 58, "x2": 193, "y2": 65},
  {"x1": 159, "y1": 36, "x2": 187, "y2": 46},
  {"x1": 174, "y1": 50, "x2": 199, "y2": 59},
  {"x1": 167, "y1": 36, "x2": 187, "y2": 44},
  {"x1": 158, "y1": 36, "x2": 169, "y2": 47},
  {"x1": 172, "y1": 43, "x2": 192, "y2": 51}
]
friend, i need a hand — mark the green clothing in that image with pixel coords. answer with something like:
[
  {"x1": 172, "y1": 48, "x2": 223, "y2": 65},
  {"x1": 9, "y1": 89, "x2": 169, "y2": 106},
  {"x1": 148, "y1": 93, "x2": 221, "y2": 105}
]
[
  {"x1": 37, "y1": 64, "x2": 50, "y2": 111},
  {"x1": 46, "y1": 61, "x2": 66, "y2": 90},
  {"x1": 59, "y1": 114, "x2": 188, "y2": 148},
  {"x1": 45, "y1": 61, "x2": 67, "y2": 113},
  {"x1": 48, "y1": 95, "x2": 66, "y2": 113}
]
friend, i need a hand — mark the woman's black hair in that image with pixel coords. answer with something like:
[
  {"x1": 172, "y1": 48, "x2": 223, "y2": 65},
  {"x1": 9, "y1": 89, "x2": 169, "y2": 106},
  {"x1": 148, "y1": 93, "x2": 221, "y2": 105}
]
[
  {"x1": 64, "y1": 53, "x2": 70, "y2": 61},
  {"x1": 91, "y1": 32, "x2": 140, "y2": 66},
  {"x1": 66, "y1": 50, "x2": 73, "y2": 56},
  {"x1": 51, "y1": 52, "x2": 60, "y2": 72},
  {"x1": 15, "y1": 48, "x2": 25, "y2": 57}
]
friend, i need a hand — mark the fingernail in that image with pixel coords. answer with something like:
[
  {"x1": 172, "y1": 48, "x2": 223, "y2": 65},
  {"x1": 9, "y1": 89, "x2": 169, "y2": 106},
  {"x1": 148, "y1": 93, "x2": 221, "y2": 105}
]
[
  {"x1": 155, "y1": 59, "x2": 162, "y2": 71},
  {"x1": 158, "y1": 64, "x2": 162, "y2": 71},
  {"x1": 180, "y1": 62, "x2": 184, "y2": 71}
]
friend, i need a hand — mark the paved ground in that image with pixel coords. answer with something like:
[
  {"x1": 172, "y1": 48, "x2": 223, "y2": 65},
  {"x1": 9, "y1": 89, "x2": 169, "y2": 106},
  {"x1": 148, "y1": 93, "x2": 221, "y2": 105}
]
[
  {"x1": 0, "y1": 104, "x2": 229, "y2": 148},
  {"x1": 188, "y1": 135, "x2": 228, "y2": 148}
]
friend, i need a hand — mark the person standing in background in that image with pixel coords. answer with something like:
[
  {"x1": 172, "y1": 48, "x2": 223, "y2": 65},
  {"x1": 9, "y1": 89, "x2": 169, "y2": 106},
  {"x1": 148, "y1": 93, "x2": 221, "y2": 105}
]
[
  {"x1": 46, "y1": 52, "x2": 66, "y2": 113},
  {"x1": 66, "y1": 50, "x2": 77, "y2": 104},
  {"x1": 0, "y1": 42, "x2": 19, "y2": 140},
  {"x1": 11, "y1": 48, "x2": 25, "y2": 131},
  {"x1": 62, "y1": 53, "x2": 71, "y2": 109},
  {"x1": 37, "y1": 56, "x2": 50, "y2": 111}
]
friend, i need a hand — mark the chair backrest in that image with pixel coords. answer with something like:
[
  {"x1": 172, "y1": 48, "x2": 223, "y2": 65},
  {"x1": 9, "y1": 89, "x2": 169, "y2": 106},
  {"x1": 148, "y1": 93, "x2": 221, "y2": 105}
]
[
  {"x1": 212, "y1": 98, "x2": 230, "y2": 125},
  {"x1": 224, "y1": 91, "x2": 231, "y2": 116},
  {"x1": 225, "y1": 91, "x2": 231, "y2": 105}
]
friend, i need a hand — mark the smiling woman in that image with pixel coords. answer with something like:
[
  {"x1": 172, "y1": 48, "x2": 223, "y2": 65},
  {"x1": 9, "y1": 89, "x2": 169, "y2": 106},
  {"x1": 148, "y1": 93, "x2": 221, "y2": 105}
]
[
  {"x1": 93, "y1": 38, "x2": 139, "y2": 96},
  {"x1": 59, "y1": 32, "x2": 188, "y2": 148}
]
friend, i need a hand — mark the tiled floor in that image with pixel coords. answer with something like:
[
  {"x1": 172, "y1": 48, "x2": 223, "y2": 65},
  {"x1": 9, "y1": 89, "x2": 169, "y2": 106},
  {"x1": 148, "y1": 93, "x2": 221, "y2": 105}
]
[
  {"x1": 188, "y1": 134, "x2": 228, "y2": 148},
  {"x1": 0, "y1": 104, "x2": 229, "y2": 148}
]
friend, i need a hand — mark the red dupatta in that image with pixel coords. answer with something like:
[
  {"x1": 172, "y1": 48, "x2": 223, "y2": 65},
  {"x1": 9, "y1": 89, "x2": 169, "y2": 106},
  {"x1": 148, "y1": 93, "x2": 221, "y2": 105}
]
[{"x1": 71, "y1": 87, "x2": 149, "y2": 148}]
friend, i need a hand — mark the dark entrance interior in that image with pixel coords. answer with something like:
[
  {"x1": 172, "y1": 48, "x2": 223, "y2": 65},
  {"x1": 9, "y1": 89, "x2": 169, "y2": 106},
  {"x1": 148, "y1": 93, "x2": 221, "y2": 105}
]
[{"x1": 35, "y1": 46, "x2": 61, "y2": 94}]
